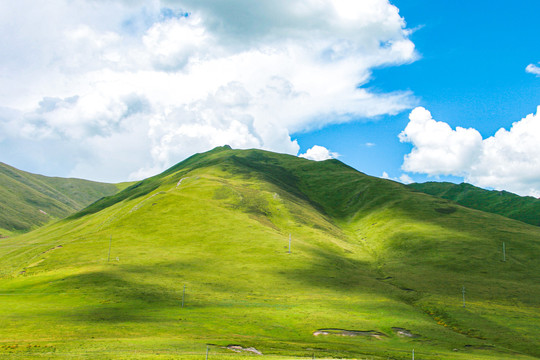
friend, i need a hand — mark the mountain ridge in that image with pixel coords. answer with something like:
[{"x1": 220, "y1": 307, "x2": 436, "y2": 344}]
[
  {"x1": 0, "y1": 161, "x2": 124, "y2": 236},
  {"x1": 409, "y1": 181, "x2": 540, "y2": 226},
  {"x1": 0, "y1": 147, "x2": 539, "y2": 359}
]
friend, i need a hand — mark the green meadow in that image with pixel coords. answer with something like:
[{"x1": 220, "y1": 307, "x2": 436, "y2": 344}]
[
  {"x1": 0, "y1": 147, "x2": 539, "y2": 359},
  {"x1": 0, "y1": 162, "x2": 123, "y2": 236},
  {"x1": 409, "y1": 181, "x2": 540, "y2": 227}
]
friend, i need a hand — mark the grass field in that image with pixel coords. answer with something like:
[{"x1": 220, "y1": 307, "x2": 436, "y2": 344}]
[
  {"x1": 0, "y1": 147, "x2": 538, "y2": 359},
  {"x1": 0, "y1": 162, "x2": 124, "y2": 236},
  {"x1": 409, "y1": 181, "x2": 540, "y2": 226}
]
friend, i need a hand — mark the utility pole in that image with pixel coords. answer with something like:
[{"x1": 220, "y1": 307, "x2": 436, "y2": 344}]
[
  {"x1": 288, "y1": 233, "x2": 291, "y2": 254},
  {"x1": 107, "y1": 235, "x2": 112, "y2": 262},
  {"x1": 462, "y1": 286, "x2": 466, "y2": 308},
  {"x1": 412, "y1": 348, "x2": 414, "y2": 360},
  {"x1": 206, "y1": 346, "x2": 209, "y2": 360},
  {"x1": 182, "y1": 285, "x2": 186, "y2": 308}
]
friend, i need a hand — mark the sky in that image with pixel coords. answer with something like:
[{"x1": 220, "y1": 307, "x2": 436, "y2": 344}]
[{"x1": 0, "y1": 0, "x2": 539, "y2": 196}]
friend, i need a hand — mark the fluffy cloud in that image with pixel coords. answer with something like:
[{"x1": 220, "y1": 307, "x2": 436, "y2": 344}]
[
  {"x1": 381, "y1": 171, "x2": 413, "y2": 184},
  {"x1": 142, "y1": 13, "x2": 211, "y2": 71},
  {"x1": 400, "y1": 106, "x2": 540, "y2": 196},
  {"x1": 299, "y1": 145, "x2": 339, "y2": 161},
  {"x1": 399, "y1": 107, "x2": 483, "y2": 176},
  {"x1": 0, "y1": 0, "x2": 417, "y2": 182},
  {"x1": 399, "y1": 173, "x2": 414, "y2": 184},
  {"x1": 526, "y1": 63, "x2": 540, "y2": 76}
]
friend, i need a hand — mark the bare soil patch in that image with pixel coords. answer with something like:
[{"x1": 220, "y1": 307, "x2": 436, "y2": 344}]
[
  {"x1": 313, "y1": 328, "x2": 387, "y2": 339},
  {"x1": 225, "y1": 345, "x2": 263, "y2": 355},
  {"x1": 392, "y1": 327, "x2": 420, "y2": 338}
]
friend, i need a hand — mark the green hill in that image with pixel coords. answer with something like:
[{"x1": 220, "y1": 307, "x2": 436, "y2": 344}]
[
  {"x1": 0, "y1": 162, "x2": 124, "y2": 236},
  {"x1": 409, "y1": 181, "x2": 540, "y2": 226},
  {"x1": 0, "y1": 146, "x2": 538, "y2": 359}
]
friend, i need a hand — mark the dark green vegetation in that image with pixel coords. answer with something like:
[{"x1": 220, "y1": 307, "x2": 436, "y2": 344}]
[
  {"x1": 0, "y1": 162, "x2": 124, "y2": 236},
  {"x1": 409, "y1": 181, "x2": 540, "y2": 226},
  {"x1": 1, "y1": 146, "x2": 539, "y2": 359}
]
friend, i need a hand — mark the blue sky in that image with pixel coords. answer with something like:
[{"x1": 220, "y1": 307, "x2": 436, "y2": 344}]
[
  {"x1": 0, "y1": 0, "x2": 539, "y2": 195},
  {"x1": 296, "y1": 0, "x2": 540, "y2": 190}
]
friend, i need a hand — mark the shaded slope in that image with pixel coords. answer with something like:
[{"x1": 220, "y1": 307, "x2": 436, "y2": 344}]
[
  {"x1": 0, "y1": 162, "x2": 122, "y2": 236},
  {"x1": 409, "y1": 181, "x2": 540, "y2": 226},
  {"x1": 0, "y1": 147, "x2": 539, "y2": 359}
]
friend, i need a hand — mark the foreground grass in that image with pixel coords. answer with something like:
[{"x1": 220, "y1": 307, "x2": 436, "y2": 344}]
[{"x1": 0, "y1": 148, "x2": 538, "y2": 359}]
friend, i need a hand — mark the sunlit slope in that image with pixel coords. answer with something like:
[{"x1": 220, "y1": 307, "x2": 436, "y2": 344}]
[
  {"x1": 409, "y1": 181, "x2": 540, "y2": 226},
  {"x1": 0, "y1": 162, "x2": 122, "y2": 236},
  {"x1": 0, "y1": 146, "x2": 538, "y2": 359}
]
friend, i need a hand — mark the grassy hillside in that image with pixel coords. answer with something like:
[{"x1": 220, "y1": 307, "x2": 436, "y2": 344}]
[
  {"x1": 0, "y1": 162, "x2": 123, "y2": 236},
  {"x1": 409, "y1": 181, "x2": 540, "y2": 226},
  {"x1": 0, "y1": 146, "x2": 538, "y2": 359}
]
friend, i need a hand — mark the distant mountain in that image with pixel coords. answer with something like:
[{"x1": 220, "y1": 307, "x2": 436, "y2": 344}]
[
  {"x1": 409, "y1": 181, "x2": 540, "y2": 226},
  {"x1": 0, "y1": 162, "x2": 123, "y2": 236},
  {"x1": 1, "y1": 146, "x2": 538, "y2": 359}
]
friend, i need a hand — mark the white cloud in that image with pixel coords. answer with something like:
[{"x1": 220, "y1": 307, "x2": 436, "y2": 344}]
[
  {"x1": 0, "y1": 0, "x2": 417, "y2": 182},
  {"x1": 525, "y1": 63, "x2": 540, "y2": 76},
  {"x1": 381, "y1": 171, "x2": 413, "y2": 184},
  {"x1": 299, "y1": 145, "x2": 339, "y2": 161},
  {"x1": 399, "y1": 107, "x2": 483, "y2": 176},
  {"x1": 400, "y1": 106, "x2": 540, "y2": 196},
  {"x1": 142, "y1": 14, "x2": 211, "y2": 71},
  {"x1": 399, "y1": 173, "x2": 414, "y2": 184}
]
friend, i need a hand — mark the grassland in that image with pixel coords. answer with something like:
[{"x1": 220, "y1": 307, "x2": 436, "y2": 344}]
[
  {"x1": 0, "y1": 147, "x2": 538, "y2": 359},
  {"x1": 0, "y1": 162, "x2": 124, "y2": 236},
  {"x1": 409, "y1": 181, "x2": 540, "y2": 226}
]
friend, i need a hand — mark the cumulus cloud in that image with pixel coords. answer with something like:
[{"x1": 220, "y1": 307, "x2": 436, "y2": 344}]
[
  {"x1": 299, "y1": 145, "x2": 339, "y2": 161},
  {"x1": 399, "y1": 107, "x2": 483, "y2": 176},
  {"x1": 399, "y1": 173, "x2": 414, "y2": 184},
  {"x1": 0, "y1": 0, "x2": 417, "y2": 182},
  {"x1": 400, "y1": 106, "x2": 540, "y2": 196},
  {"x1": 381, "y1": 171, "x2": 413, "y2": 184},
  {"x1": 142, "y1": 13, "x2": 211, "y2": 71},
  {"x1": 526, "y1": 63, "x2": 540, "y2": 76}
]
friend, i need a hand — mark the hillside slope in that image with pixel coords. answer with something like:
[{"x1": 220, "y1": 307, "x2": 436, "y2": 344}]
[
  {"x1": 0, "y1": 147, "x2": 538, "y2": 360},
  {"x1": 0, "y1": 162, "x2": 123, "y2": 236},
  {"x1": 409, "y1": 181, "x2": 540, "y2": 226}
]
